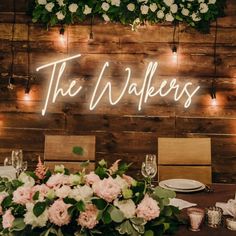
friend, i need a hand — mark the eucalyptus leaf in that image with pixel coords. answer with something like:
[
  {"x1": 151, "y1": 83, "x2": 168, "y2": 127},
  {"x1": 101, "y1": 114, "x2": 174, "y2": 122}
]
[
  {"x1": 110, "y1": 207, "x2": 125, "y2": 223},
  {"x1": 10, "y1": 218, "x2": 25, "y2": 232},
  {"x1": 144, "y1": 230, "x2": 154, "y2": 236}
]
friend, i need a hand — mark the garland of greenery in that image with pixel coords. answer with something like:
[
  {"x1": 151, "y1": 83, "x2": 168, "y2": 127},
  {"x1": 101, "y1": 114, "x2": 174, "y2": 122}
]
[{"x1": 32, "y1": 0, "x2": 226, "y2": 33}]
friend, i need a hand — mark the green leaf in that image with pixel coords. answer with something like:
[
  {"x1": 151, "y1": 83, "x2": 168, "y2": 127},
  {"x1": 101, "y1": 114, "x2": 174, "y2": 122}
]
[
  {"x1": 33, "y1": 201, "x2": 46, "y2": 217},
  {"x1": 110, "y1": 206, "x2": 125, "y2": 223},
  {"x1": 92, "y1": 198, "x2": 107, "y2": 210},
  {"x1": 144, "y1": 230, "x2": 154, "y2": 236},
  {"x1": 73, "y1": 146, "x2": 84, "y2": 155},
  {"x1": 76, "y1": 200, "x2": 85, "y2": 212},
  {"x1": 153, "y1": 186, "x2": 176, "y2": 199},
  {"x1": 102, "y1": 210, "x2": 112, "y2": 224},
  {"x1": 33, "y1": 191, "x2": 40, "y2": 201},
  {"x1": 2, "y1": 195, "x2": 12, "y2": 208},
  {"x1": 10, "y1": 218, "x2": 26, "y2": 232}
]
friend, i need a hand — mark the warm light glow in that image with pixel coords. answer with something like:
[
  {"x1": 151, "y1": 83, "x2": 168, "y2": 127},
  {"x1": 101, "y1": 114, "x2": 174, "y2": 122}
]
[
  {"x1": 59, "y1": 34, "x2": 66, "y2": 45},
  {"x1": 23, "y1": 93, "x2": 31, "y2": 101},
  {"x1": 211, "y1": 98, "x2": 217, "y2": 106},
  {"x1": 36, "y1": 54, "x2": 200, "y2": 116}
]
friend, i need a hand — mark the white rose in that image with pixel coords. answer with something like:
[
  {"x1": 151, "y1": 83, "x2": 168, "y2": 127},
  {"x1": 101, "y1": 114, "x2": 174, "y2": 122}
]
[
  {"x1": 69, "y1": 185, "x2": 93, "y2": 202},
  {"x1": 54, "y1": 164, "x2": 65, "y2": 173},
  {"x1": 170, "y1": 4, "x2": 178, "y2": 14},
  {"x1": 114, "y1": 175, "x2": 129, "y2": 190},
  {"x1": 187, "y1": 3, "x2": 192, "y2": 8},
  {"x1": 45, "y1": 2, "x2": 54, "y2": 12},
  {"x1": 55, "y1": 185, "x2": 71, "y2": 198},
  {"x1": 111, "y1": 0, "x2": 120, "y2": 7},
  {"x1": 208, "y1": 0, "x2": 216, "y2": 4},
  {"x1": 102, "y1": 14, "x2": 110, "y2": 22},
  {"x1": 38, "y1": 0, "x2": 47, "y2": 5},
  {"x1": 114, "y1": 199, "x2": 136, "y2": 219},
  {"x1": 191, "y1": 12, "x2": 201, "y2": 21},
  {"x1": 163, "y1": 0, "x2": 174, "y2": 7},
  {"x1": 69, "y1": 3, "x2": 78, "y2": 13},
  {"x1": 83, "y1": 5, "x2": 92, "y2": 15},
  {"x1": 18, "y1": 172, "x2": 35, "y2": 187},
  {"x1": 57, "y1": 0, "x2": 65, "y2": 7},
  {"x1": 165, "y1": 13, "x2": 174, "y2": 22},
  {"x1": 199, "y1": 3, "x2": 209, "y2": 13},
  {"x1": 69, "y1": 174, "x2": 82, "y2": 185},
  {"x1": 181, "y1": 8, "x2": 190, "y2": 16},
  {"x1": 24, "y1": 203, "x2": 48, "y2": 228},
  {"x1": 150, "y1": 3, "x2": 157, "y2": 12},
  {"x1": 127, "y1": 3, "x2": 135, "y2": 11},
  {"x1": 56, "y1": 13, "x2": 65, "y2": 21},
  {"x1": 101, "y1": 2, "x2": 110, "y2": 11},
  {"x1": 140, "y1": 5, "x2": 149, "y2": 15},
  {"x1": 157, "y1": 10, "x2": 165, "y2": 19}
]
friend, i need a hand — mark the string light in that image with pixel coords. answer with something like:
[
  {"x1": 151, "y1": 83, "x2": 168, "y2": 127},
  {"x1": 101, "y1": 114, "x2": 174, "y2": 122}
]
[{"x1": 171, "y1": 23, "x2": 178, "y2": 63}]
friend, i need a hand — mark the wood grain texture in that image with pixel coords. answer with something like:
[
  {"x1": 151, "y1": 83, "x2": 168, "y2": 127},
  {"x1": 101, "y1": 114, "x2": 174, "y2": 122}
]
[{"x1": 0, "y1": 0, "x2": 235, "y2": 183}]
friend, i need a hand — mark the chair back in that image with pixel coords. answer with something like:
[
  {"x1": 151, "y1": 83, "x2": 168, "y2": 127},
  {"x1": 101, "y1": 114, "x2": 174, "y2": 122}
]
[
  {"x1": 44, "y1": 135, "x2": 95, "y2": 172},
  {"x1": 158, "y1": 138, "x2": 212, "y2": 184}
]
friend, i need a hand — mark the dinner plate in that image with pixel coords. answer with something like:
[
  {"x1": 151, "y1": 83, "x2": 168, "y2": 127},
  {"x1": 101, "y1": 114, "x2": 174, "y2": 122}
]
[
  {"x1": 163, "y1": 179, "x2": 203, "y2": 190},
  {"x1": 159, "y1": 179, "x2": 205, "y2": 193}
]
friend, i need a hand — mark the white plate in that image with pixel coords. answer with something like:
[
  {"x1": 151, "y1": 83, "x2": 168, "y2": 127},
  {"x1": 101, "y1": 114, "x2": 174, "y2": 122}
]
[
  {"x1": 163, "y1": 179, "x2": 203, "y2": 190},
  {"x1": 159, "y1": 179, "x2": 205, "y2": 193}
]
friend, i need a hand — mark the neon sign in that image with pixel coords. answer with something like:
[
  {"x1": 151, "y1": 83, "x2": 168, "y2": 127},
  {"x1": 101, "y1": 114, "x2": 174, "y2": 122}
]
[{"x1": 36, "y1": 54, "x2": 200, "y2": 116}]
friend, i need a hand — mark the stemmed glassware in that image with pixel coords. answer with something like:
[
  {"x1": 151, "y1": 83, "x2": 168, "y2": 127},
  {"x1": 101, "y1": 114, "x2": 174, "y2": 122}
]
[
  {"x1": 11, "y1": 149, "x2": 23, "y2": 177},
  {"x1": 141, "y1": 154, "x2": 157, "y2": 189}
]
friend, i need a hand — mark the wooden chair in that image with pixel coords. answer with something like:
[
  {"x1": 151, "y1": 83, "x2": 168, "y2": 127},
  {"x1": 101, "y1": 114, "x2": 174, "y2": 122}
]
[
  {"x1": 158, "y1": 138, "x2": 212, "y2": 184},
  {"x1": 44, "y1": 135, "x2": 95, "y2": 173}
]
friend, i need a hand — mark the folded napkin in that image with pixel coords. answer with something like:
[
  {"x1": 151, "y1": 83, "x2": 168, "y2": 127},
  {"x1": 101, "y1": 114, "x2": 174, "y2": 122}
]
[
  {"x1": 0, "y1": 166, "x2": 16, "y2": 179},
  {"x1": 216, "y1": 195, "x2": 236, "y2": 218},
  {"x1": 169, "y1": 198, "x2": 197, "y2": 210}
]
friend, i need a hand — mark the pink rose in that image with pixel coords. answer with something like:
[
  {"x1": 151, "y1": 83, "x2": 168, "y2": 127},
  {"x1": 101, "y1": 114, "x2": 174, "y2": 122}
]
[
  {"x1": 32, "y1": 184, "x2": 50, "y2": 199},
  {"x1": 55, "y1": 185, "x2": 71, "y2": 199},
  {"x1": 136, "y1": 194, "x2": 160, "y2": 221},
  {"x1": 48, "y1": 199, "x2": 71, "y2": 226},
  {"x1": 46, "y1": 174, "x2": 70, "y2": 189},
  {"x1": 85, "y1": 172, "x2": 100, "y2": 186},
  {"x1": 77, "y1": 204, "x2": 98, "y2": 229},
  {"x1": 13, "y1": 186, "x2": 32, "y2": 205},
  {"x1": 2, "y1": 209, "x2": 15, "y2": 229},
  {"x1": 92, "y1": 177, "x2": 121, "y2": 202}
]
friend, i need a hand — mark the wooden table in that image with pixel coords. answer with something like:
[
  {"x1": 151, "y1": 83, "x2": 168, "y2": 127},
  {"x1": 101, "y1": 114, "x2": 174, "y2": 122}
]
[{"x1": 175, "y1": 184, "x2": 236, "y2": 235}]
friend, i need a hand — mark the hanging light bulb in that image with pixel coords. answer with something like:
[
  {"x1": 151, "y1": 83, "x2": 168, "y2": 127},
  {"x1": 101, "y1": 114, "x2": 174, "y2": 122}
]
[
  {"x1": 7, "y1": 77, "x2": 15, "y2": 90},
  {"x1": 210, "y1": 82, "x2": 217, "y2": 106},
  {"x1": 59, "y1": 27, "x2": 66, "y2": 44},
  {"x1": 24, "y1": 77, "x2": 31, "y2": 101}
]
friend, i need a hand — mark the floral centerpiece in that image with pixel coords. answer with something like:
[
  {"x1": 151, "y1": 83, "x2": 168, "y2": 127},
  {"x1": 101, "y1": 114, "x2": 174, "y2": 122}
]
[
  {"x1": 0, "y1": 159, "x2": 180, "y2": 236},
  {"x1": 31, "y1": 0, "x2": 226, "y2": 33}
]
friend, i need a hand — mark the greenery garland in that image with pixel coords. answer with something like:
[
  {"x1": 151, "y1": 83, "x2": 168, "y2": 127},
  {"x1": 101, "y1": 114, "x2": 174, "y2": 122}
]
[{"x1": 32, "y1": 0, "x2": 226, "y2": 32}]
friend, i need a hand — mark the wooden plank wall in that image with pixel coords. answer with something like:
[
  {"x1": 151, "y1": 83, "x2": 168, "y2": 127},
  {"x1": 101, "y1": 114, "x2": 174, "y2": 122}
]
[{"x1": 0, "y1": 0, "x2": 235, "y2": 182}]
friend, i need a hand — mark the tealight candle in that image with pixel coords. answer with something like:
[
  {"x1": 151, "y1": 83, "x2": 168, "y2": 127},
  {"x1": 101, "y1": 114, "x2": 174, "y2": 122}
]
[
  {"x1": 206, "y1": 207, "x2": 223, "y2": 228},
  {"x1": 187, "y1": 207, "x2": 205, "y2": 232},
  {"x1": 226, "y1": 218, "x2": 236, "y2": 231}
]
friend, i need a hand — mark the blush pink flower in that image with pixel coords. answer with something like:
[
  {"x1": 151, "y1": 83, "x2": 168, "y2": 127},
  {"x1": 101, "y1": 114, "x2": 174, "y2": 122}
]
[
  {"x1": 136, "y1": 194, "x2": 160, "y2": 221},
  {"x1": 13, "y1": 186, "x2": 32, "y2": 205},
  {"x1": 85, "y1": 172, "x2": 100, "y2": 186},
  {"x1": 2, "y1": 209, "x2": 15, "y2": 229},
  {"x1": 48, "y1": 199, "x2": 71, "y2": 226},
  {"x1": 32, "y1": 184, "x2": 50, "y2": 199},
  {"x1": 55, "y1": 185, "x2": 71, "y2": 199},
  {"x1": 77, "y1": 204, "x2": 98, "y2": 229},
  {"x1": 122, "y1": 174, "x2": 135, "y2": 187},
  {"x1": 92, "y1": 177, "x2": 121, "y2": 202},
  {"x1": 0, "y1": 192, "x2": 8, "y2": 215},
  {"x1": 108, "y1": 159, "x2": 121, "y2": 175},
  {"x1": 46, "y1": 174, "x2": 70, "y2": 189}
]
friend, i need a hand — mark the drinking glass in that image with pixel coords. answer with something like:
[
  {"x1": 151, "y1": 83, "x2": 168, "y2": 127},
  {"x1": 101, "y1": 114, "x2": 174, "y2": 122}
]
[
  {"x1": 22, "y1": 161, "x2": 28, "y2": 172},
  {"x1": 11, "y1": 149, "x2": 23, "y2": 177},
  {"x1": 4, "y1": 157, "x2": 12, "y2": 166}
]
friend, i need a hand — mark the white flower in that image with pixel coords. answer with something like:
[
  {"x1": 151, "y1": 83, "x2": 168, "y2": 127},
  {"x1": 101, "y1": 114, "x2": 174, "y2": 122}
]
[
  {"x1": 69, "y1": 185, "x2": 93, "y2": 202},
  {"x1": 163, "y1": 0, "x2": 174, "y2": 7},
  {"x1": 170, "y1": 4, "x2": 178, "y2": 14},
  {"x1": 54, "y1": 164, "x2": 65, "y2": 173},
  {"x1": 83, "y1": 5, "x2": 92, "y2": 15},
  {"x1": 102, "y1": 14, "x2": 110, "y2": 22},
  {"x1": 56, "y1": 11, "x2": 65, "y2": 20},
  {"x1": 114, "y1": 175, "x2": 129, "y2": 190},
  {"x1": 138, "y1": 0, "x2": 148, "y2": 3},
  {"x1": 127, "y1": 3, "x2": 135, "y2": 11},
  {"x1": 57, "y1": 0, "x2": 65, "y2": 7},
  {"x1": 187, "y1": 3, "x2": 192, "y2": 8},
  {"x1": 198, "y1": 0, "x2": 204, "y2": 3},
  {"x1": 69, "y1": 174, "x2": 81, "y2": 185},
  {"x1": 157, "y1": 10, "x2": 165, "y2": 19},
  {"x1": 199, "y1": 3, "x2": 209, "y2": 13},
  {"x1": 111, "y1": 0, "x2": 120, "y2": 7},
  {"x1": 55, "y1": 185, "x2": 71, "y2": 199},
  {"x1": 181, "y1": 8, "x2": 190, "y2": 16},
  {"x1": 191, "y1": 12, "x2": 201, "y2": 21},
  {"x1": 208, "y1": 0, "x2": 216, "y2": 4},
  {"x1": 38, "y1": 0, "x2": 47, "y2": 5},
  {"x1": 24, "y1": 203, "x2": 48, "y2": 228},
  {"x1": 69, "y1": 3, "x2": 78, "y2": 13},
  {"x1": 101, "y1": 2, "x2": 110, "y2": 11},
  {"x1": 114, "y1": 199, "x2": 136, "y2": 219},
  {"x1": 140, "y1": 5, "x2": 149, "y2": 15},
  {"x1": 45, "y1": 2, "x2": 54, "y2": 12},
  {"x1": 46, "y1": 189, "x2": 55, "y2": 200},
  {"x1": 18, "y1": 172, "x2": 35, "y2": 187},
  {"x1": 165, "y1": 13, "x2": 174, "y2": 22},
  {"x1": 150, "y1": 3, "x2": 157, "y2": 12}
]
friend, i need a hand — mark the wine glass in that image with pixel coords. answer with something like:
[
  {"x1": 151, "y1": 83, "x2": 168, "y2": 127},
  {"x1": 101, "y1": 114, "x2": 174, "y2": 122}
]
[
  {"x1": 22, "y1": 161, "x2": 28, "y2": 172},
  {"x1": 4, "y1": 157, "x2": 12, "y2": 166},
  {"x1": 11, "y1": 149, "x2": 23, "y2": 177},
  {"x1": 141, "y1": 154, "x2": 157, "y2": 189}
]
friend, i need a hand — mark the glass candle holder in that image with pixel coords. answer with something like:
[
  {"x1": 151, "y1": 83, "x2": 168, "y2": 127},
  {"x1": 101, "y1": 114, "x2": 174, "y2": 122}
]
[
  {"x1": 226, "y1": 218, "x2": 236, "y2": 231},
  {"x1": 187, "y1": 207, "x2": 205, "y2": 232},
  {"x1": 206, "y1": 207, "x2": 223, "y2": 228}
]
